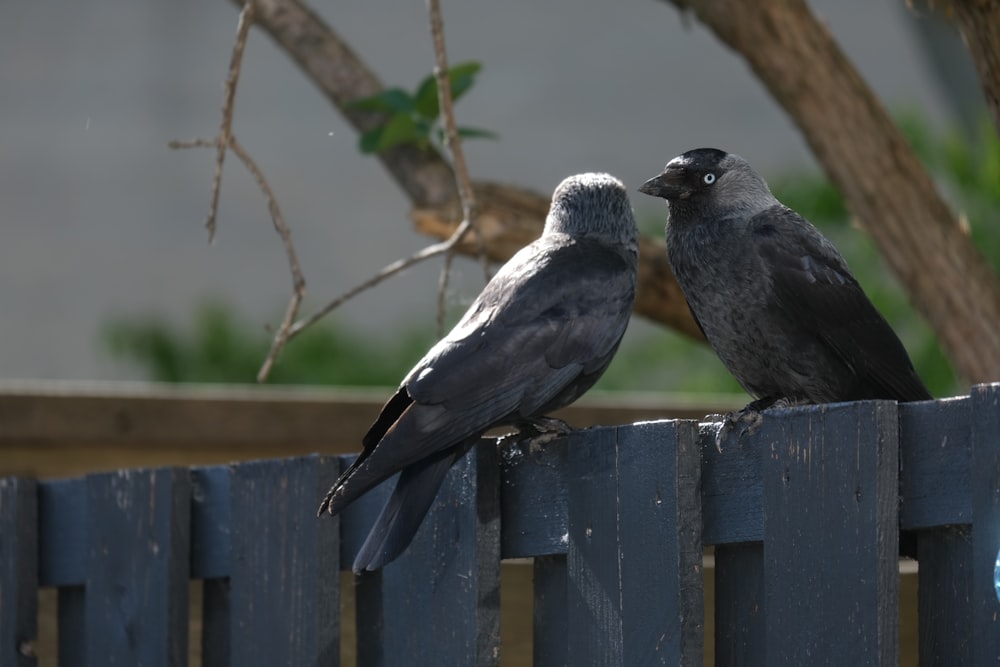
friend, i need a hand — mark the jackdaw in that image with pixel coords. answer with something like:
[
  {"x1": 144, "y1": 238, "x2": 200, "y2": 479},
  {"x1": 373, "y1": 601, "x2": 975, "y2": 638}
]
[
  {"x1": 320, "y1": 172, "x2": 639, "y2": 572},
  {"x1": 638, "y1": 148, "x2": 931, "y2": 429}
]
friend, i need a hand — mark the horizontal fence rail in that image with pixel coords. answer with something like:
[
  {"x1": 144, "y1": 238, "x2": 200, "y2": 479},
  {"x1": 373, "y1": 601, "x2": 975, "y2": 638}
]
[{"x1": 1, "y1": 385, "x2": 999, "y2": 665}]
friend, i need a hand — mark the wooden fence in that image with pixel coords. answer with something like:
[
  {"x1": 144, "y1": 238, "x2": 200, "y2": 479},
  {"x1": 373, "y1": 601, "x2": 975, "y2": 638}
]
[{"x1": 1, "y1": 383, "x2": 999, "y2": 665}]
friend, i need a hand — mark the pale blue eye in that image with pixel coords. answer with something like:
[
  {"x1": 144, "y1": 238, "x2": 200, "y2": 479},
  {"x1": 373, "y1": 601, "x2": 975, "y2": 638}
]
[{"x1": 703, "y1": 173, "x2": 716, "y2": 185}]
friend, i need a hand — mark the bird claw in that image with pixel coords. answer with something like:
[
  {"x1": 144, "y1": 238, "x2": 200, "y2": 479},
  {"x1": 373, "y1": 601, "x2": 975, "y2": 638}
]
[
  {"x1": 712, "y1": 396, "x2": 810, "y2": 450},
  {"x1": 519, "y1": 417, "x2": 573, "y2": 453}
]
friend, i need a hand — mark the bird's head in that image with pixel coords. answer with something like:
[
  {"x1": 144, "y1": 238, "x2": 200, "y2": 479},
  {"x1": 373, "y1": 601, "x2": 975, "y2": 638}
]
[
  {"x1": 638, "y1": 148, "x2": 774, "y2": 214},
  {"x1": 545, "y1": 173, "x2": 638, "y2": 249}
]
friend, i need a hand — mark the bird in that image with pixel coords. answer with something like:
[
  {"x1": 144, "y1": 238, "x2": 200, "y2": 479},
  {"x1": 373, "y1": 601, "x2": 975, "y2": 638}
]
[
  {"x1": 637, "y1": 147, "x2": 931, "y2": 434},
  {"x1": 319, "y1": 172, "x2": 639, "y2": 572}
]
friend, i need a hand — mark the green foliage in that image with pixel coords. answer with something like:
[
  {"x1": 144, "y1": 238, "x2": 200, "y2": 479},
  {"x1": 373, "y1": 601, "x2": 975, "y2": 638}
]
[
  {"x1": 351, "y1": 62, "x2": 498, "y2": 154},
  {"x1": 103, "y1": 301, "x2": 434, "y2": 386}
]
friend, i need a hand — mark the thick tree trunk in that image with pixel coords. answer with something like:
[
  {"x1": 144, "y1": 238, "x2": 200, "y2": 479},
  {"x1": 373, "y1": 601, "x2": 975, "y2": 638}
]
[
  {"x1": 951, "y1": 0, "x2": 1000, "y2": 137},
  {"x1": 235, "y1": 0, "x2": 704, "y2": 340},
  {"x1": 667, "y1": 0, "x2": 1000, "y2": 384}
]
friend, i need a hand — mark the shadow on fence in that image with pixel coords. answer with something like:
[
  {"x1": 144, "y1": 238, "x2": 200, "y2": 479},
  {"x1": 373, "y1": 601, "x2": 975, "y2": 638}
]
[{"x1": 2, "y1": 385, "x2": 1000, "y2": 665}]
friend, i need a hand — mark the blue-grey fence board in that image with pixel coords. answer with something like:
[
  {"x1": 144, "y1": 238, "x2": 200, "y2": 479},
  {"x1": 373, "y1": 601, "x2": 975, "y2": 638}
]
[
  {"x1": 970, "y1": 384, "x2": 1000, "y2": 664},
  {"x1": 83, "y1": 467, "x2": 191, "y2": 667},
  {"x1": 713, "y1": 543, "x2": 764, "y2": 666},
  {"x1": 0, "y1": 477, "x2": 37, "y2": 667},
  {"x1": 226, "y1": 455, "x2": 340, "y2": 667},
  {"x1": 532, "y1": 555, "x2": 568, "y2": 666},
  {"x1": 564, "y1": 421, "x2": 703, "y2": 667},
  {"x1": 353, "y1": 443, "x2": 501, "y2": 667},
  {"x1": 499, "y1": 435, "x2": 569, "y2": 559},
  {"x1": 761, "y1": 400, "x2": 900, "y2": 666},
  {"x1": 701, "y1": 421, "x2": 763, "y2": 545},
  {"x1": 918, "y1": 526, "x2": 973, "y2": 666}
]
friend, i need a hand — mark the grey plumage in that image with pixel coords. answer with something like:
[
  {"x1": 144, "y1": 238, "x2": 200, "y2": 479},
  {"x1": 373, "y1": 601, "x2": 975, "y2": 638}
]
[
  {"x1": 638, "y1": 148, "x2": 931, "y2": 409},
  {"x1": 320, "y1": 172, "x2": 639, "y2": 572}
]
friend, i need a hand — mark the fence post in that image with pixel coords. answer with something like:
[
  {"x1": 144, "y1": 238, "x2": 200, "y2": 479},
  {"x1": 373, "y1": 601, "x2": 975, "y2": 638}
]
[
  {"x1": 761, "y1": 401, "x2": 899, "y2": 666},
  {"x1": 565, "y1": 420, "x2": 703, "y2": 667},
  {"x1": 227, "y1": 455, "x2": 340, "y2": 667},
  {"x1": 83, "y1": 467, "x2": 191, "y2": 667},
  {"x1": 970, "y1": 383, "x2": 1000, "y2": 664},
  {"x1": 351, "y1": 441, "x2": 501, "y2": 667},
  {"x1": 0, "y1": 477, "x2": 37, "y2": 667}
]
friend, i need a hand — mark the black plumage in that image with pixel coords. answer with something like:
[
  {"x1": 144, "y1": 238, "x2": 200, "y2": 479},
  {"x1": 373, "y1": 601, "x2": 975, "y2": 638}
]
[
  {"x1": 320, "y1": 173, "x2": 639, "y2": 572},
  {"x1": 638, "y1": 148, "x2": 931, "y2": 412}
]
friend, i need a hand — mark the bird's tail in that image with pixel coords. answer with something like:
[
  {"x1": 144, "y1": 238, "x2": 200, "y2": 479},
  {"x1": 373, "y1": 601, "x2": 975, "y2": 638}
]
[{"x1": 351, "y1": 441, "x2": 474, "y2": 573}]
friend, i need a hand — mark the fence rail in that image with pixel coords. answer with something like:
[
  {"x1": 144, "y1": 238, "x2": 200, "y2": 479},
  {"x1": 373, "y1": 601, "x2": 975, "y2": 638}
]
[{"x1": 2, "y1": 384, "x2": 1000, "y2": 665}]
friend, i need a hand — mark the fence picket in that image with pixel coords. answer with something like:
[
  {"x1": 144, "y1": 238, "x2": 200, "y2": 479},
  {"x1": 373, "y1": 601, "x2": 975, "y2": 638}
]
[
  {"x1": 228, "y1": 455, "x2": 339, "y2": 667},
  {"x1": 0, "y1": 477, "x2": 37, "y2": 667},
  {"x1": 83, "y1": 467, "x2": 191, "y2": 667},
  {"x1": 970, "y1": 384, "x2": 1000, "y2": 664},
  {"x1": 761, "y1": 400, "x2": 899, "y2": 666},
  {"x1": 354, "y1": 442, "x2": 501, "y2": 667}
]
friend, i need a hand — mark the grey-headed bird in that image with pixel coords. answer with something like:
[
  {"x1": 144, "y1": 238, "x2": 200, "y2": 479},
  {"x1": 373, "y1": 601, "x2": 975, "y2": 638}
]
[
  {"x1": 320, "y1": 172, "x2": 639, "y2": 572},
  {"x1": 638, "y1": 148, "x2": 930, "y2": 428}
]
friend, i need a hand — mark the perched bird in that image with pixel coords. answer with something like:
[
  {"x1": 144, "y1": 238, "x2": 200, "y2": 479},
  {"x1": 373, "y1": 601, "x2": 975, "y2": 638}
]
[
  {"x1": 638, "y1": 147, "x2": 931, "y2": 429},
  {"x1": 320, "y1": 173, "x2": 639, "y2": 572}
]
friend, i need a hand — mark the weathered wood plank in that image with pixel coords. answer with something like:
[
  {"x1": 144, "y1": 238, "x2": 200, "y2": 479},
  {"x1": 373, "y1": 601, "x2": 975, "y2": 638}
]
[
  {"x1": 565, "y1": 421, "x2": 704, "y2": 666},
  {"x1": 761, "y1": 401, "x2": 899, "y2": 666},
  {"x1": 701, "y1": 421, "x2": 763, "y2": 545},
  {"x1": 83, "y1": 467, "x2": 191, "y2": 666},
  {"x1": 533, "y1": 555, "x2": 568, "y2": 667},
  {"x1": 899, "y1": 396, "x2": 971, "y2": 530},
  {"x1": 354, "y1": 443, "x2": 501, "y2": 667},
  {"x1": 499, "y1": 436, "x2": 569, "y2": 559},
  {"x1": 0, "y1": 477, "x2": 38, "y2": 667},
  {"x1": 37, "y1": 479, "x2": 86, "y2": 587},
  {"x1": 713, "y1": 543, "x2": 765, "y2": 666},
  {"x1": 918, "y1": 526, "x2": 973, "y2": 666},
  {"x1": 970, "y1": 383, "x2": 1000, "y2": 664},
  {"x1": 190, "y1": 466, "x2": 231, "y2": 580},
  {"x1": 228, "y1": 455, "x2": 339, "y2": 667}
]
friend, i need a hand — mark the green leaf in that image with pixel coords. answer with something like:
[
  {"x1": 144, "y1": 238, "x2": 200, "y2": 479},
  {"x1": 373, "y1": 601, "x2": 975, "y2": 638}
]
[
  {"x1": 413, "y1": 61, "x2": 483, "y2": 119},
  {"x1": 372, "y1": 114, "x2": 424, "y2": 152},
  {"x1": 347, "y1": 88, "x2": 415, "y2": 114},
  {"x1": 358, "y1": 127, "x2": 384, "y2": 154},
  {"x1": 456, "y1": 126, "x2": 499, "y2": 141}
]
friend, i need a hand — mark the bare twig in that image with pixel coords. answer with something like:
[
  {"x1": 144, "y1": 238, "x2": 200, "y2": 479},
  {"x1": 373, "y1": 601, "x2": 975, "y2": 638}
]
[
  {"x1": 286, "y1": 218, "x2": 477, "y2": 339},
  {"x1": 170, "y1": 137, "x2": 306, "y2": 382},
  {"x1": 205, "y1": 0, "x2": 256, "y2": 243},
  {"x1": 427, "y1": 0, "x2": 490, "y2": 336}
]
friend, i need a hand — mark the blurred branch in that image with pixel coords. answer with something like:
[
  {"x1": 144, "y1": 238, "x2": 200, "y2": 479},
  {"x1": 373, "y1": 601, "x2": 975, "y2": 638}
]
[
  {"x1": 227, "y1": 0, "x2": 704, "y2": 341},
  {"x1": 949, "y1": 0, "x2": 1000, "y2": 138},
  {"x1": 665, "y1": 0, "x2": 1000, "y2": 383},
  {"x1": 426, "y1": 0, "x2": 490, "y2": 336}
]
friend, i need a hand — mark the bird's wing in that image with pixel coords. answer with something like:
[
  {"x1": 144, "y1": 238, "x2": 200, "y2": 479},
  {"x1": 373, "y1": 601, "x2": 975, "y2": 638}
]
[
  {"x1": 321, "y1": 237, "x2": 636, "y2": 513},
  {"x1": 751, "y1": 207, "x2": 930, "y2": 402}
]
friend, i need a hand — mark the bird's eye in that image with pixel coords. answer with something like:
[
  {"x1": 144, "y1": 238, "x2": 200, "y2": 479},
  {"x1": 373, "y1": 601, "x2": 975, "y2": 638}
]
[{"x1": 703, "y1": 173, "x2": 716, "y2": 185}]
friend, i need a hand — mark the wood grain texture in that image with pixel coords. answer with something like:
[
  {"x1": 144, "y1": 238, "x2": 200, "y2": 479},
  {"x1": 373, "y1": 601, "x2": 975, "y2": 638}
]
[
  {"x1": 918, "y1": 526, "x2": 973, "y2": 666},
  {"x1": 0, "y1": 477, "x2": 37, "y2": 667},
  {"x1": 83, "y1": 467, "x2": 191, "y2": 667},
  {"x1": 761, "y1": 400, "x2": 900, "y2": 666},
  {"x1": 228, "y1": 456, "x2": 340, "y2": 667},
  {"x1": 969, "y1": 383, "x2": 1000, "y2": 664},
  {"x1": 354, "y1": 443, "x2": 501, "y2": 667},
  {"x1": 713, "y1": 543, "x2": 765, "y2": 666},
  {"x1": 565, "y1": 421, "x2": 704, "y2": 666}
]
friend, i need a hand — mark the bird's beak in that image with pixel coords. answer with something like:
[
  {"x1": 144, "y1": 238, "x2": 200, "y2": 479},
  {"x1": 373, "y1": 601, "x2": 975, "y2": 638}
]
[{"x1": 637, "y1": 167, "x2": 687, "y2": 200}]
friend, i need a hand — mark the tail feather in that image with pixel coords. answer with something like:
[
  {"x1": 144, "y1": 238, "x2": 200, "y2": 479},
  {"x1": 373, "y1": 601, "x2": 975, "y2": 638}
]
[{"x1": 352, "y1": 444, "x2": 470, "y2": 572}]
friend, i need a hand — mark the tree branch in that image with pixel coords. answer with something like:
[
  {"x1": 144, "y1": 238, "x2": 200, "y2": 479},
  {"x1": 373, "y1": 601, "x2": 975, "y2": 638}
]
[
  {"x1": 949, "y1": 0, "x2": 1000, "y2": 138},
  {"x1": 229, "y1": 0, "x2": 704, "y2": 341},
  {"x1": 666, "y1": 0, "x2": 1000, "y2": 383}
]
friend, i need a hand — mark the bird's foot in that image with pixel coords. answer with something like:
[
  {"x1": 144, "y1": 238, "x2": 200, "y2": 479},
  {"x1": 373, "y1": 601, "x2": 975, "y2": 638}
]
[
  {"x1": 714, "y1": 396, "x2": 813, "y2": 450},
  {"x1": 519, "y1": 416, "x2": 573, "y2": 453}
]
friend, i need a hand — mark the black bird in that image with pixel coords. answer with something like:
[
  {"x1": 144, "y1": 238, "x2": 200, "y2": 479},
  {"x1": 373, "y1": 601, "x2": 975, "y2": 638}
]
[
  {"x1": 638, "y1": 148, "x2": 931, "y2": 426},
  {"x1": 320, "y1": 173, "x2": 639, "y2": 572}
]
